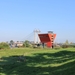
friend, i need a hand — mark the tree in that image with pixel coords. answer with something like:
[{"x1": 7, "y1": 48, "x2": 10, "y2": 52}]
[
  {"x1": 65, "y1": 40, "x2": 69, "y2": 45},
  {"x1": 0, "y1": 42, "x2": 10, "y2": 49},
  {"x1": 10, "y1": 40, "x2": 14, "y2": 45},
  {"x1": 23, "y1": 40, "x2": 30, "y2": 47}
]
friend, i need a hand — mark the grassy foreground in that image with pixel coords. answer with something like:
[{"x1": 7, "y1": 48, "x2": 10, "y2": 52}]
[{"x1": 0, "y1": 48, "x2": 75, "y2": 75}]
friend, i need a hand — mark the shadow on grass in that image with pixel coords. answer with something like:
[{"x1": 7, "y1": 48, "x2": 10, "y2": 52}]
[{"x1": 0, "y1": 50, "x2": 75, "y2": 75}]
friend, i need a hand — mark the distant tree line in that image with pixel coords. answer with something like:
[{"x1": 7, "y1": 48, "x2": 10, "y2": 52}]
[{"x1": 0, "y1": 39, "x2": 75, "y2": 50}]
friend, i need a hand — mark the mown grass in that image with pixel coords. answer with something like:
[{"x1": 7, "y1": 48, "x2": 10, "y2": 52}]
[{"x1": 0, "y1": 48, "x2": 75, "y2": 75}]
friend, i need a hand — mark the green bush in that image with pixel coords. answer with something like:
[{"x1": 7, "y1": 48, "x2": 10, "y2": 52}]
[
  {"x1": 0, "y1": 42, "x2": 10, "y2": 49},
  {"x1": 23, "y1": 40, "x2": 32, "y2": 48},
  {"x1": 61, "y1": 44, "x2": 75, "y2": 48},
  {"x1": 69, "y1": 44, "x2": 75, "y2": 48},
  {"x1": 54, "y1": 46, "x2": 61, "y2": 49},
  {"x1": 62, "y1": 45, "x2": 68, "y2": 48}
]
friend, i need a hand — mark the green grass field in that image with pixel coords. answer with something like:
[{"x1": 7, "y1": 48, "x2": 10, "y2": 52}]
[{"x1": 0, "y1": 48, "x2": 75, "y2": 75}]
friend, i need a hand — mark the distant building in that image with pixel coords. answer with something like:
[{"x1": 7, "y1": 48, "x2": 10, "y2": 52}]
[
  {"x1": 38, "y1": 31, "x2": 56, "y2": 48},
  {"x1": 15, "y1": 42, "x2": 23, "y2": 47},
  {"x1": 16, "y1": 43, "x2": 23, "y2": 47},
  {"x1": 10, "y1": 41, "x2": 23, "y2": 48}
]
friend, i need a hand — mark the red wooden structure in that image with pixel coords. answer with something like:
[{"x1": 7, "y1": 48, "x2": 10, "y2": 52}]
[{"x1": 38, "y1": 33, "x2": 56, "y2": 47}]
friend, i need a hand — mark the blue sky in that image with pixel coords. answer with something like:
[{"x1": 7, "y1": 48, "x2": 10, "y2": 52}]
[{"x1": 0, "y1": 0, "x2": 75, "y2": 43}]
